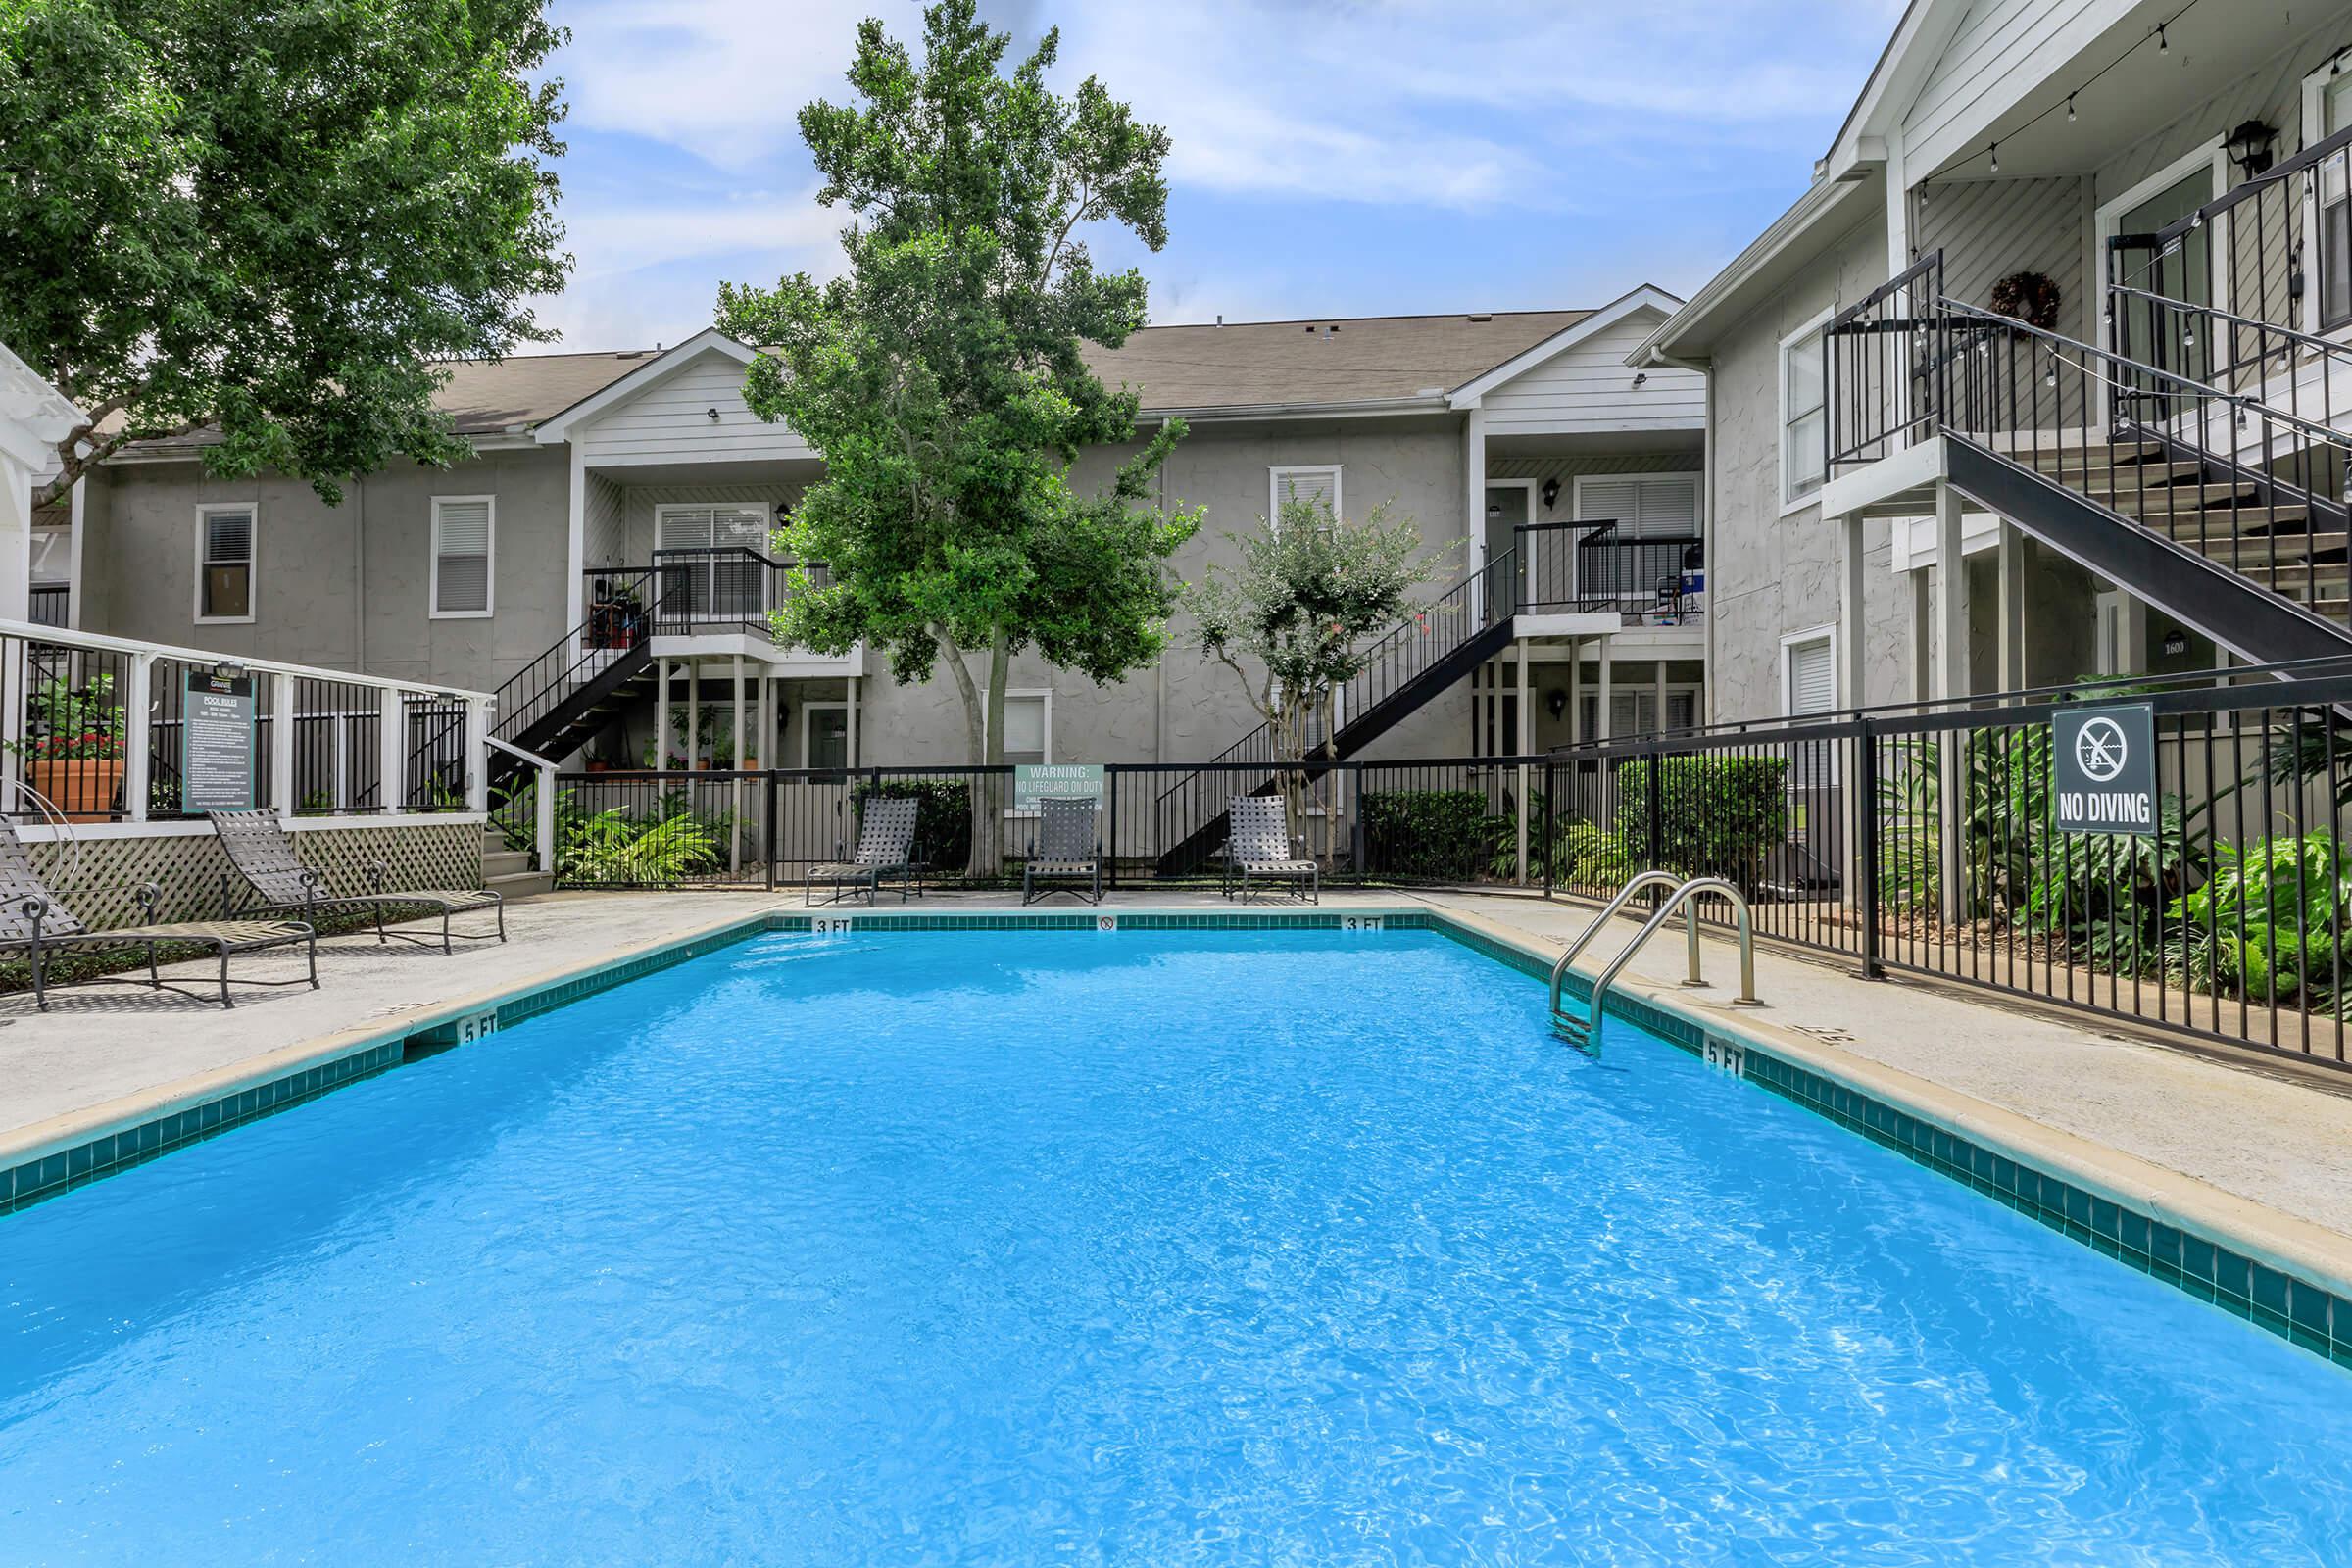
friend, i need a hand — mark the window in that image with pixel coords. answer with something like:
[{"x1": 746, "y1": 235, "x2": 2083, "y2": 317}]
[
  {"x1": 195, "y1": 505, "x2": 255, "y2": 622},
  {"x1": 430, "y1": 496, "x2": 494, "y2": 617},
  {"x1": 1783, "y1": 629, "x2": 1836, "y2": 716},
  {"x1": 1573, "y1": 474, "x2": 1702, "y2": 606},
  {"x1": 2306, "y1": 65, "x2": 2352, "y2": 330},
  {"x1": 1003, "y1": 691, "x2": 1051, "y2": 766},
  {"x1": 1577, "y1": 686, "x2": 1699, "y2": 739},
  {"x1": 656, "y1": 504, "x2": 769, "y2": 619},
  {"x1": 1269, "y1": 466, "x2": 1342, "y2": 525},
  {"x1": 1780, "y1": 315, "x2": 1829, "y2": 508}
]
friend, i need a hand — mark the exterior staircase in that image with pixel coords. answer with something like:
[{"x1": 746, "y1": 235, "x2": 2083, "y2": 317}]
[
  {"x1": 486, "y1": 566, "x2": 669, "y2": 795},
  {"x1": 1152, "y1": 551, "x2": 1522, "y2": 875},
  {"x1": 1827, "y1": 255, "x2": 2352, "y2": 669}
]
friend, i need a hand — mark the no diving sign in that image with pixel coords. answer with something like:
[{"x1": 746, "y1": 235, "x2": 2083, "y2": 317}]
[{"x1": 2052, "y1": 703, "x2": 2156, "y2": 836}]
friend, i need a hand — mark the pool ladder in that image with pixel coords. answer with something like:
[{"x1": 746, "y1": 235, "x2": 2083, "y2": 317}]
[{"x1": 1547, "y1": 871, "x2": 1760, "y2": 1057}]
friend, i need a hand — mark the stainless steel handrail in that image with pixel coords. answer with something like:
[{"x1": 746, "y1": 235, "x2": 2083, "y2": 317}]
[
  {"x1": 1547, "y1": 869, "x2": 1697, "y2": 1018},
  {"x1": 1550, "y1": 874, "x2": 1760, "y2": 1056}
]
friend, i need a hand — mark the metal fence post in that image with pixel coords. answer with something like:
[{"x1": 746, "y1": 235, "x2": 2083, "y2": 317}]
[
  {"x1": 1856, "y1": 715, "x2": 1883, "y2": 979},
  {"x1": 1105, "y1": 763, "x2": 1120, "y2": 891},
  {"x1": 763, "y1": 768, "x2": 779, "y2": 892}
]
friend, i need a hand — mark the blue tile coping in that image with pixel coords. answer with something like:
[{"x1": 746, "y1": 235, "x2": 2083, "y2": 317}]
[{"x1": 4, "y1": 904, "x2": 2346, "y2": 1372}]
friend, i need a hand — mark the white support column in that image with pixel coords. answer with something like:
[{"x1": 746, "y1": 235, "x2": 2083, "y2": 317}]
[
  {"x1": 729, "y1": 655, "x2": 745, "y2": 873},
  {"x1": 533, "y1": 758, "x2": 557, "y2": 875},
  {"x1": 687, "y1": 662, "x2": 701, "y2": 770},
  {"x1": 464, "y1": 696, "x2": 490, "y2": 813},
  {"x1": 1934, "y1": 483, "x2": 1970, "y2": 704},
  {"x1": 0, "y1": 451, "x2": 29, "y2": 623},
  {"x1": 848, "y1": 675, "x2": 861, "y2": 767},
  {"x1": 271, "y1": 672, "x2": 297, "y2": 816},
  {"x1": 378, "y1": 686, "x2": 405, "y2": 813},
  {"x1": 123, "y1": 652, "x2": 154, "y2": 822},
  {"x1": 566, "y1": 442, "x2": 588, "y2": 656},
  {"x1": 656, "y1": 657, "x2": 671, "y2": 780},
  {"x1": 758, "y1": 674, "x2": 774, "y2": 771},
  {"x1": 1594, "y1": 640, "x2": 1613, "y2": 741},
  {"x1": 1996, "y1": 524, "x2": 2026, "y2": 695},
  {"x1": 1464, "y1": 404, "x2": 1488, "y2": 622},
  {"x1": 1839, "y1": 514, "x2": 1871, "y2": 921},
  {"x1": 1907, "y1": 566, "x2": 1933, "y2": 704},
  {"x1": 1652, "y1": 660, "x2": 1668, "y2": 735},
  {"x1": 1514, "y1": 638, "x2": 1532, "y2": 886},
  {"x1": 1567, "y1": 639, "x2": 1582, "y2": 744}
]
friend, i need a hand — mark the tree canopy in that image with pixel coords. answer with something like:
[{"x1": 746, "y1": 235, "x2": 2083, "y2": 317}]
[
  {"x1": 0, "y1": 0, "x2": 571, "y2": 507},
  {"x1": 717, "y1": 0, "x2": 1199, "y2": 794}
]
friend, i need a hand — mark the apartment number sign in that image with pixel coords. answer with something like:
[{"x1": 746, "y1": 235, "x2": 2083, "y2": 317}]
[
  {"x1": 181, "y1": 668, "x2": 258, "y2": 811},
  {"x1": 2051, "y1": 703, "x2": 2157, "y2": 836}
]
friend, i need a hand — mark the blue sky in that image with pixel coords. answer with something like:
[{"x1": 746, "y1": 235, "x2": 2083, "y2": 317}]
[{"x1": 535, "y1": 0, "x2": 1904, "y2": 350}]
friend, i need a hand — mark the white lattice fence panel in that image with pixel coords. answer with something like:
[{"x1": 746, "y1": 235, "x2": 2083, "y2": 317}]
[{"x1": 26, "y1": 823, "x2": 483, "y2": 931}]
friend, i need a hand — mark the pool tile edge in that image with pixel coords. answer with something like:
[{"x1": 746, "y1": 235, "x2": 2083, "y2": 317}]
[{"x1": 1417, "y1": 902, "x2": 2352, "y2": 1371}]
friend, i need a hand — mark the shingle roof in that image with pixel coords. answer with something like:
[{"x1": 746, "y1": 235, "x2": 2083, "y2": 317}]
[{"x1": 445, "y1": 309, "x2": 1596, "y2": 431}]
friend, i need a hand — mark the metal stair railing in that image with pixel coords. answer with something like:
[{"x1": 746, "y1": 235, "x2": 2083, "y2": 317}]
[
  {"x1": 1548, "y1": 872, "x2": 1759, "y2": 1058},
  {"x1": 493, "y1": 565, "x2": 670, "y2": 749}
]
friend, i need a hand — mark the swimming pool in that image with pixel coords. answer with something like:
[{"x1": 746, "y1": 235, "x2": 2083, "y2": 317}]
[{"x1": 3, "y1": 926, "x2": 2349, "y2": 1562}]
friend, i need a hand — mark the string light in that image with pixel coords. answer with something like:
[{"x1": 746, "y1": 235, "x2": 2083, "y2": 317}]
[
  {"x1": 1989, "y1": 143, "x2": 2000, "y2": 173},
  {"x1": 1967, "y1": 0, "x2": 2213, "y2": 174},
  {"x1": 2067, "y1": 94, "x2": 2078, "y2": 122},
  {"x1": 2158, "y1": 23, "x2": 2169, "y2": 52}
]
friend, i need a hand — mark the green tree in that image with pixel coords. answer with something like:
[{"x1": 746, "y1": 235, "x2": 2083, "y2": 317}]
[
  {"x1": 716, "y1": 0, "x2": 1198, "y2": 869},
  {"x1": 1185, "y1": 492, "x2": 1455, "y2": 839},
  {"x1": 0, "y1": 0, "x2": 571, "y2": 507}
]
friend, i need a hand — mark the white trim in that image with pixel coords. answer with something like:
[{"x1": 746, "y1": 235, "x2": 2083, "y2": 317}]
[
  {"x1": 8, "y1": 810, "x2": 488, "y2": 844},
  {"x1": 192, "y1": 502, "x2": 258, "y2": 625},
  {"x1": 1779, "y1": 623, "x2": 1839, "y2": 713},
  {"x1": 1446, "y1": 285, "x2": 1684, "y2": 406},
  {"x1": 2092, "y1": 137, "x2": 2229, "y2": 322},
  {"x1": 428, "y1": 494, "x2": 496, "y2": 619},
  {"x1": 2301, "y1": 63, "x2": 2352, "y2": 336},
  {"x1": 1778, "y1": 308, "x2": 1833, "y2": 514},
  {"x1": 530, "y1": 328, "x2": 758, "y2": 442},
  {"x1": 997, "y1": 686, "x2": 1054, "y2": 765},
  {"x1": 1268, "y1": 464, "x2": 1343, "y2": 524},
  {"x1": 800, "y1": 700, "x2": 849, "y2": 769}
]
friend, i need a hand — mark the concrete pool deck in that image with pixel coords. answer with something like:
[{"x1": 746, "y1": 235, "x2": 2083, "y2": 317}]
[{"x1": 4, "y1": 886, "x2": 2349, "y2": 1274}]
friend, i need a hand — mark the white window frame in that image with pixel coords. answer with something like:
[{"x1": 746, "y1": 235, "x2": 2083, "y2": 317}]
[
  {"x1": 997, "y1": 687, "x2": 1054, "y2": 765},
  {"x1": 800, "y1": 700, "x2": 850, "y2": 769},
  {"x1": 1269, "y1": 465, "x2": 1343, "y2": 525},
  {"x1": 2301, "y1": 63, "x2": 2352, "y2": 337},
  {"x1": 193, "y1": 502, "x2": 259, "y2": 625},
  {"x1": 1778, "y1": 308, "x2": 1832, "y2": 514},
  {"x1": 1779, "y1": 623, "x2": 1838, "y2": 715},
  {"x1": 428, "y1": 494, "x2": 497, "y2": 619}
]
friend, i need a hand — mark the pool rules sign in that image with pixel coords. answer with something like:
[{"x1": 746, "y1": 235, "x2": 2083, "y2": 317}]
[{"x1": 2052, "y1": 703, "x2": 2156, "y2": 836}]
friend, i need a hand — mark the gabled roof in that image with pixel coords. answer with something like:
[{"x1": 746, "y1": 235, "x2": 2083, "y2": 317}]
[
  {"x1": 1444, "y1": 286, "x2": 1683, "y2": 406},
  {"x1": 528, "y1": 327, "x2": 755, "y2": 442}
]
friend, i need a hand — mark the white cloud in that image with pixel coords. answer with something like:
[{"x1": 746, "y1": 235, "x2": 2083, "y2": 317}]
[{"x1": 560, "y1": 193, "x2": 842, "y2": 279}]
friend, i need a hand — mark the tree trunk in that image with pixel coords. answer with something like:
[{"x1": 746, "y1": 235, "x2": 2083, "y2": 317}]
[
  {"x1": 977, "y1": 626, "x2": 1009, "y2": 876},
  {"x1": 935, "y1": 623, "x2": 990, "y2": 882}
]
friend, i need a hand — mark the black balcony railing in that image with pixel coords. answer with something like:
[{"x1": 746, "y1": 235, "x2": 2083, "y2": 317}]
[
  {"x1": 649, "y1": 547, "x2": 827, "y2": 638},
  {"x1": 1824, "y1": 251, "x2": 1950, "y2": 476},
  {"x1": 1518, "y1": 520, "x2": 1702, "y2": 620}
]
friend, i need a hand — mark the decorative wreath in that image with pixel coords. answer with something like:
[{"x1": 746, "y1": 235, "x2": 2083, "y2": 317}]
[{"x1": 1988, "y1": 270, "x2": 2062, "y2": 331}]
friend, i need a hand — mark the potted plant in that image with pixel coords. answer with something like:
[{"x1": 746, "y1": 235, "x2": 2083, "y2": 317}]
[{"x1": 10, "y1": 673, "x2": 127, "y2": 820}]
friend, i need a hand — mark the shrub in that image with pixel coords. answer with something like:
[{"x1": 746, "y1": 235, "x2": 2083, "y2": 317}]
[
  {"x1": 853, "y1": 778, "x2": 972, "y2": 872},
  {"x1": 1614, "y1": 756, "x2": 1789, "y2": 888},
  {"x1": 1360, "y1": 788, "x2": 1501, "y2": 881}
]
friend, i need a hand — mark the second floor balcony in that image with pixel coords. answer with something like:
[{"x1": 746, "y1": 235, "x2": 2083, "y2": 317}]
[{"x1": 580, "y1": 549, "x2": 858, "y2": 672}]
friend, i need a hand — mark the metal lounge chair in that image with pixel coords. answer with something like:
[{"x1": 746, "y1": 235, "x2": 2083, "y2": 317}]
[
  {"x1": 1022, "y1": 795, "x2": 1102, "y2": 906},
  {"x1": 0, "y1": 816, "x2": 315, "y2": 1009},
  {"x1": 208, "y1": 808, "x2": 505, "y2": 953},
  {"x1": 805, "y1": 796, "x2": 920, "y2": 906},
  {"x1": 1222, "y1": 795, "x2": 1319, "y2": 904}
]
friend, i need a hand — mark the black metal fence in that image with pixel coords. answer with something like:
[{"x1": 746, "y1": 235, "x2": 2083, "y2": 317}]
[
  {"x1": 1540, "y1": 661, "x2": 2352, "y2": 1070},
  {"x1": 511, "y1": 756, "x2": 1556, "y2": 893}
]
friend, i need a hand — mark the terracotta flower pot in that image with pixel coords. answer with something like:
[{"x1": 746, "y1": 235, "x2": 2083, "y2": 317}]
[{"x1": 28, "y1": 757, "x2": 124, "y2": 821}]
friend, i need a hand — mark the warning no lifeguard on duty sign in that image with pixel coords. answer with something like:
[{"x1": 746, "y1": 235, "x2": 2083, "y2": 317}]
[{"x1": 2051, "y1": 703, "x2": 2157, "y2": 837}]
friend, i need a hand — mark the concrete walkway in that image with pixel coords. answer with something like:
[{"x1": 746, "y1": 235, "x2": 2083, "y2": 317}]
[{"x1": 4, "y1": 887, "x2": 2349, "y2": 1250}]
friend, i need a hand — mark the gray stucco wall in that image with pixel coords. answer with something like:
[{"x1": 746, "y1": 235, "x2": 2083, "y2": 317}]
[{"x1": 81, "y1": 446, "x2": 573, "y2": 691}]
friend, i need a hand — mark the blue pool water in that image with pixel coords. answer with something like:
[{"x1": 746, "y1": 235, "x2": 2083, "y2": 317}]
[{"x1": 3, "y1": 929, "x2": 2350, "y2": 1564}]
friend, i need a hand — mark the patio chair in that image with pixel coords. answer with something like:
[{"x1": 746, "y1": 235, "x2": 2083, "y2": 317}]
[
  {"x1": 805, "y1": 796, "x2": 921, "y2": 906},
  {"x1": 208, "y1": 808, "x2": 505, "y2": 954},
  {"x1": 1022, "y1": 796, "x2": 1102, "y2": 906},
  {"x1": 0, "y1": 816, "x2": 315, "y2": 1009},
  {"x1": 1222, "y1": 795, "x2": 1319, "y2": 905}
]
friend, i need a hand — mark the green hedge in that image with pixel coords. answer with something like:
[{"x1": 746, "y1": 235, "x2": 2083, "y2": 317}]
[
  {"x1": 1360, "y1": 788, "x2": 1502, "y2": 881},
  {"x1": 1614, "y1": 756, "x2": 1789, "y2": 887},
  {"x1": 852, "y1": 779, "x2": 972, "y2": 871}
]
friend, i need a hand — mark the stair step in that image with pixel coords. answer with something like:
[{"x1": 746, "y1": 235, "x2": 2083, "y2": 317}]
[
  {"x1": 2182, "y1": 532, "x2": 2350, "y2": 566},
  {"x1": 2043, "y1": 460, "x2": 2208, "y2": 489},
  {"x1": 1984, "y1": 430, "x2": 2164, "y2": 460},
  {"x1": 486, "y1": 869, "x2": 556, "y2": 900},
  {"x1": 482, "y1": 849, "x2": 532, "y2": 878},
  {"x1": 2098, "y1": 481, "x2": 2266, "y2": 513}
]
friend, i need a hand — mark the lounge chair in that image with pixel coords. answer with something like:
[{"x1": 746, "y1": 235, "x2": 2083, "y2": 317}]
[
  {"x1": 1022, "y1": 796, "x2": 1102, "y2": 906},
  {"x1": 806, "y1": 796, "x2": 920, "y2": 906},
  {"x1": 0, "y1": 816, "x2": 315, "y2": 1009},
  {"x1": 1222, "y1": 795, "x2": 1319, "y2": 904},
  {"x1": 208, "y1": 808, "x2": 505, "y2": 953}
]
